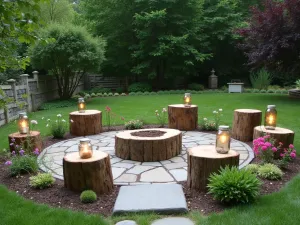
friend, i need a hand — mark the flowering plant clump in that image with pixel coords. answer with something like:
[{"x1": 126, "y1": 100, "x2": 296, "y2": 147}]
[
  {"x1": 278, "y1": 144, "x2": 297, "y2": 168},
  {"x1": 253, "y1": 135, "x2": 278, "y2": 163},
  {"x1": 125, "y1": 119, "x2": 143, "y2": 130},
  {"x1": 200, "y1": 108, "x2": 223, "y2": 131},
  {"x1": 46, "y1": 114, "x2": 67, "y2": 138},
  {"x1": 155, "y1": 108, "x2": 167, "y2": 127}
]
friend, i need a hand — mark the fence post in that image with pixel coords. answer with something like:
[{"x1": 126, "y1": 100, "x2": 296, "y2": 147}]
[
  {"x1": 7, "y1": 79, "x2": 17, "y2": 101},
  {"x1": 20, "y1": 74, "x2": 32, "y2": 112},
  {"x1": 32, "y1": 71, "x2": 39, "y2": 91}
]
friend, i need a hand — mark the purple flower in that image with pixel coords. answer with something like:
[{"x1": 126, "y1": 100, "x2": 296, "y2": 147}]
[
  {"x1": 11, "y1": 138, "x2": 15, "y2": 142},
  {"x1": 5, "y1": 161, "x2": 12, "y2": 166},
  {"x1": 11, "y1": 151, "x2": 16, "y2": 156},
  {"x1": 9, "y1": 143, "x2": 14, "y2": 146},
  {"x1": 15, "y1": 145, "x2": 19, "y2": 148},
  {"x1": 19, "y1": 149, "x2": 25, "y2": 156},
  {"x1": 33, "y1": 148, "x2": 39, "y2": 156}
]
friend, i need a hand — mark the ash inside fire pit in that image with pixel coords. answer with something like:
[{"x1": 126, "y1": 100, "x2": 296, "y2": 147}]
[{"x1": 131, "y1": 130, "x2": 167, "y2": 137}]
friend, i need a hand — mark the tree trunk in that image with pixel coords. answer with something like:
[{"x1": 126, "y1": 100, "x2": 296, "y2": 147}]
[{"x1": 168, "y1": 104, "x2": 198, "y2": 131}]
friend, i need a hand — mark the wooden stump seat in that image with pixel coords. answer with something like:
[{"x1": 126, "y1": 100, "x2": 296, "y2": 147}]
[
  {"x1": 232, "y1": 109, "x2": 262, "y2": 142},
  {"x1": 253, "y1": 126, "x2": 295, "y2": 158},
  {"x1": 168, "y1": 104, "x2": 198, "y2": 131},
  {"x1": 187, "y1": 145, "x2": 239, "y2": 191},
  {"x1": 63, "y1": 151, "x2": 113, "y2": 195},
  {"x1": 8, "y1": 131, "x2": 42, "y2": 153},
  {"x1": 69, "y1": 110, "x2": 102, "y2": 136},
  {"x1": 115, "y1": 128, "x2": 182, "y2": 162}
]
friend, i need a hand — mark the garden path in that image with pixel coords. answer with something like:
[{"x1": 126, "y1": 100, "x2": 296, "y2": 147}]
[{"x1": 38, "y1": 131, "x2": 254, "y2": 184}]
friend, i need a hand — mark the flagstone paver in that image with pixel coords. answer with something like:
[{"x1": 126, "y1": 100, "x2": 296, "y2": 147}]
[
  {"x1": 151, "y1": 217, "x2": 194, "y2": 225},
  {"x1": 38, "y1": 131, "x2": 254, "y2": 184},
  {"x1": 115, "y1": 220, "x2": 137, "y2": 225}
]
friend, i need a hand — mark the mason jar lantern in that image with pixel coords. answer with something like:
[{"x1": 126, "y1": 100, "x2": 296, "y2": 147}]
[
  {"x1": 18, "y1": 112, "x2": 29, "y2": 134},
  {"x1": 78, "y1": 97, "x2": 86, "y2": 113},
  {"x1": 216, "y1": 125, "x2": 231, "y2": 154},
  {"x1": 78, "y1": 138, "x2": 93, "y2": 159},
  {"x1": 184, "y1": 93, "x2": 191, "y2": 106},
  {"x1": 265, "y1": 105, "x2": 277, "y2": 130}
]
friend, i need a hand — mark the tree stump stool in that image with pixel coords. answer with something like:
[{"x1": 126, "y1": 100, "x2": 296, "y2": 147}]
[
  {"x1": 253, "y1": 126, "x2": 295, "y2": 158},
  {"x1": 115, "y1": 128, "x2": 182, "y2": 161},
  {"x1": 232, "y1": 109, "x2": 262, "y2": 142},
  {"x1": 168, "y1": 104, "x2": 198, "y2": 131},
  {"x1": 69, "y1": 110, "x2": 102, "y2": 136},
  {"x1": 8, "y1": 131, "x2": 42, "y2": 153},
  {"x1": 63, "y1": 151, "x2": 114, "y2": 195},
  {"x1": 187, "y1": 145, "x2": 239, "y2": 192}
]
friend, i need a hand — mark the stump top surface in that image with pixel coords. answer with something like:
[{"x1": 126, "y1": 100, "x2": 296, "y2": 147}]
[
  {"x1": 116, "y1": 128, "x2": 181, "y2": 140},
  {"x1": 168, "y1": 104, "x2": 198, "y2": 108},
  {"x1": 63, "y1": 151, "x2": 108, "y2": 163},
  {"x1": 234, "y1": 109, "x2": 262, "y2": 113},
  {"x1": 9, "y1": 131, "x2": 40, "y2": 138},
  {"x1": 254, "y1": 126, "x2": 294, "y2": 134},
  {"x1": 188, "y1": 145, "x2": 239, "y2": 158},
  {"x1": 69, "y1": 110, "x2": 101, "y2": 115}
]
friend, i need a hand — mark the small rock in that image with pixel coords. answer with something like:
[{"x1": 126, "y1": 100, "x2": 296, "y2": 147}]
[{"x1": 115, "y1": 220, "x2": 137, "y2": 225}]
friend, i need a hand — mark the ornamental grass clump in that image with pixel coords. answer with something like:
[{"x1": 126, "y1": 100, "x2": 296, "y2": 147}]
[
  {"x1": 208, "y1": 166, "x2": 261, "y2": 204},
  {"x1": 253, "y1": 135, "x2": 278, "y2": 163},
  {"x1": 30, "y1": 173, "x2": 55, "y2": 189},
  {"x1": 6, "y1": 153, "x2": 39, "y2": 177},
  {"x1": 80, "y1": 190, "x2": 97, "y2": 203},
  {"x1": 155, "y1": 107, "x2": 167, "y2": 127},
  {"x1": 257, "y1": 163, "x2": 283, "y2": 180},
  {"x1": 244, "y1": 164, "x2": 260, "y2": 174}
]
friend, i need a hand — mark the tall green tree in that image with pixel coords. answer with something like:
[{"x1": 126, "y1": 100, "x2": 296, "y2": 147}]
[
  {"x1": 30, "y1": 24, "x2": 106, "y2": 99},
  {"x1": 0, "y1": 0, "x2": 43, "y2": 71}
]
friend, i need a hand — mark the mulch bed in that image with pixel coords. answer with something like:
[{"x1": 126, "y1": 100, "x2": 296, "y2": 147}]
[
  {"x1": 131, "y1": 130, "x2": 167, "y2": 137},
  {"x1": 1, "y1": 125, "x2": 300, "y2": 216}
]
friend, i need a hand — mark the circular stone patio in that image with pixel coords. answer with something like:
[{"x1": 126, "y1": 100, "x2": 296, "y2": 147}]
[{"x1": 38, "y1": 131, "x2": 254, "y2": 185}]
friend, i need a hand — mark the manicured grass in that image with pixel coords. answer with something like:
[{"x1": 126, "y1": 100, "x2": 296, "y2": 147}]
[{"x1": 0, "y1": 93, "x2": 299, "y2": 152}]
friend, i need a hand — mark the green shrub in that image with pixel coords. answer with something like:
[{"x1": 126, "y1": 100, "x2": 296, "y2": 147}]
[
  {"x1": 268, "y1": 85, "x2": 281, "y2": 90},
  {"x1": 125, "y1": 119, "x2": 143, "y2": 130},
  {"x1": 116, "y1": 87, "x2": 125, "y2": 93},
  {"x1": 295, "y1": 79, "x2": 300, "y2": 89},
  {"x1": 114, "y1": 93, "x2": 119, "y2": 96},
  {"x1": 282, "y1": 90, "x2": 288, "y2": 94},
  {"x1": 103, "y1": 93, "x2": 108, "y2": 96},
  {"x1": 149, "y1": 91, "x2": 157, "y2": 95},
  {"x1": 108, "y1": 92, "x2": 113, "y2": 96},
  {"x1": 188, "y1": 83, "x2": 204, "y2": 91},
  {"x1": 251, "y1": 89, "x2": 260, "y2": 93},
  {"x1": 80, "y1": 190, "x2": 97, "y2": 203},
  {"x1": 84, "y1": 93, "x2": 91, "y2": 100},
  {"x1": 91, "y1": 93, "x2": 96, "y2": 97},
  {"x1": 136, "y1": 91, "x2": 143, "y2": 95},
  {"x1": 128, "y1": 82, "x2": 152, "y2": 92},
  {"x1": 208, "y1": 166, "x2": 261, "y2": 204},
  {"x1": 90, "y1": 87, "x2": 110, "y2": 94},
  {"x1": 267, "y1": 89, "x2": 275, "y2": 93},
  {"x1": 121, "y1": 93, "x2": 127, "y2": 96},
  {"x1": 39, "y1": 99, "x2": 76, "y2": 110},
  {"x1": 244, "y1": 164, "x2": 260, "y2": 174},
  {"x1": 30, "y1": 173, "x2": 55, "y2": 189},
  {"x1": 129, "y1": 92, "x2": 136, "y2": 96},
  {"x1": 257, "y1": 163, "x2": 283, "y2": 180},
  {"x1": 77, "y1": 91, "x2": 85, "y2": 97},
  {"x1": 48, "y1": 115, "x2": 68, "y2": 138},
  {"x1": 245, "y1": 88, "x2": 252, "y2": 93},
  {"x1": 250, "y1": 68, "x2": 272, "y2": 90},
  {"x1": 260, "y1": 89, "x2": 267, "y2": 93},
  {"x1": 9, "y1": 155, "x2": 39, "y2": 176},
  {"x1": 143, "y1": 91, "x2": 150, "y2": 95},
  {"x1": 96, "y1": 93, "x2": 102, "y2": 97}
]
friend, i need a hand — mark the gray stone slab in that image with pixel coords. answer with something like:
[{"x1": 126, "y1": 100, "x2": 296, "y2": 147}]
[
  {"x1": 116, "y1": 220, "x2": 137, "y2": 225},
  {"x1": 151, "y1": 217, "x2": 194, "y2": 225},
  {"x1": 113, "y1": 184, "x2": 188, "y2": 215}
]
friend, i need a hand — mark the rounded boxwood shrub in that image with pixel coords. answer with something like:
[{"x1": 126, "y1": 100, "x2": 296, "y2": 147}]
[
  {"x1": 108, "y1": 92, "x2": 113, "y2": 96},
  {"x1": 80, "y1": 190, "x2": 97, "y2": 203},
  {"x1": 129, "y1": 92, "x2": 136, "y2": 96},
  {"x1": 91, "y1": 93, "x2": 96, "y2": 97},
  {"x1": 114, "y1": 93, "x2": 119, "y2": 96},
  {"x1": 208, "y1": 166, "x2": 261, "y2": 204},
  {"x1": 252, "y1": 89, "x2": 260, "y2": 93},
  {"x1": 244, "y1": 164, "x2": 260, "y2": 174},
  {"x1": 257, "y1": 163, "x2": 283, "y2": 180},
  {"x1": 121, "y1": 93, "x2": 127, "y2": 96},
  {"x1": 143, "y1": 91, "x2": 150, "y2": 95},
  {"x1": 149, "y1": 91, "x2": 157, "y2": 95},
  {"x1": 128, "y1": 82, "x2": 152, "y2": 92},
  {"x1": 188, "y1": 83, "x2": 204, "y2": 91},
  {"x1": 267, "y1": 89, "x2": 275, "y2": 93},
  {"x1": 136, "y1": 91, "x2": 143, "y2": 95},
  {"x1": 260, "y1": 89, "x2": 267, "y2": 93},
  {"x1": 30, "y1": 173, "x2": 55, "y2": 189}
]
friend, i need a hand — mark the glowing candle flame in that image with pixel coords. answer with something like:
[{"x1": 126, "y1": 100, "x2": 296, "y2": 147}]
[
  {"x1": 185, "y1": 97, "x2": 190, "y2": 103},
  {"x1": 268, "y1": 115, "x2": 274, "y2": 124},
  {"x1": 79, "y1": 103, "x2": 84, "y2": 109},
  {"x1": 21, "y1": 120, "x2": 27, "y2": 128},
  {"x1": 220, "y1": 135, "x2": 227, "y2": 144}
]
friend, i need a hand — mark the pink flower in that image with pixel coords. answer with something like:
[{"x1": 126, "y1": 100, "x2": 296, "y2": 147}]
[
  {"x1": 265, "y1": 142, "x2": 272, "y2": 147},
  {"x1": 105, "y1": 106, "x2": 111, "y2": 112},
  {"x1": 5, "y1": 161, "x2": 12, "y2": 166},
  {"x1": 261, "y1": 146, "x2": 268, "y2": 151},
  {"x1": 271, "y1": 147, "x2": 277, "y2": 152},
  {"x1": 280, "y1": 153, "x2": 285, "y2": 157},
  {"x1": 121, "y1": 117, "x2": 125, "y2": 121},
  {"x1": 289, "y1": 144, "x2": 294, "y2": 149},
  {"x1": 279, "y1": 142, "x2": 283, "y2": 146},
  {"x1": 290, "y1": 152, "x2": 296, "y2": 158}
]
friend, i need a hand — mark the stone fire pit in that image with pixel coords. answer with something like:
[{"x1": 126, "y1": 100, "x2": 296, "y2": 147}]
[{"x1": 115, "y1": 128, "x2": 182, "y2": 162}]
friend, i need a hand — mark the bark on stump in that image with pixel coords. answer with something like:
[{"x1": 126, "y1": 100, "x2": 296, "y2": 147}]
[
  {"x1": 69, "y1": 110, "x2": 102, "y2": 136},
  {"x1": 232, "y1": 109, "x2": 262, "y2": 142},
  {"x1": 187, "y1": 145, "x2": 239, "y2": 192},
  {"x1": 115, "y1": 128, "x2": 182, "y2": 161},
  {"x1": 168, "y1": 104, "x2": 198, "y2": 131},
  {"x1": 253, "y1": 126, "x2": 295, "y2": 159},
  {"x1": 8, "y1": 131, "x2": 42, "y2": 153},
  {"x1": 63, "y1": 151, "x2": 113, "y2": 195}
]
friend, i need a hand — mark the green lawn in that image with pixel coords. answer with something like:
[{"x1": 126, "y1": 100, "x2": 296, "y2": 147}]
[{"x1": 1, "y1": 93, "x2": 300, "y2": 225}]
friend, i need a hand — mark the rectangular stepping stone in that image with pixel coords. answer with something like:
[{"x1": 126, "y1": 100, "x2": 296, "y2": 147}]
[{"x1": 113, "y1": 184, "x2": 188, "y2": 215}]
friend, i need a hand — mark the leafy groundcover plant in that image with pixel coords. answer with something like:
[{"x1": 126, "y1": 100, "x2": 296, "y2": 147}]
[
  {"x1": 46, "y1": 114, "x2": 68, "y2": 138},
  {"x1": 30, "y1": 173, "x2": 55, "y2": 189},
  {"x1": 208, "y1": 166, "x2": 261, "y2": 204},
  {"x1": 200, "y1": 108, "x2": 223, "y2": 131},
  {"x1": 80, "y1": 190, "x2": 97, "y2": 203},
  {"x1": 257, "y1": 163, "x2": 283, "y2": 180},
  {"x1": 125, "y1": 120, "x2": 143, "y2": 130}
]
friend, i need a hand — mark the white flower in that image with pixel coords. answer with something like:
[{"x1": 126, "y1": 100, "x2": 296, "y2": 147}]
[
  {"x1": 46, "y1": 124, "x2": 49, "y2": 127},
  {"x1": 162, "y1": 108, "x2": 167, "y2": 112},
  {"x1": 155, "y1": 110, "x2": 158, "y2": 113},
  {"x1": 62, "y1": 119, "x2": 66, "y2": 122},
  {"x1": 47, "y1": 119, "x2": 51, "y2": 121},
  {"x1": 70, "y1": 119, "x2": 74, "y2": 123},
  {"x1": 157, "y1": 113, "x2": 159, "y2": 116},
  {"x1": 55, "y1": 120, "x2": 58, "y2": 123},
  {"x1": 57, "y1": 114, "x2": 62, "y2": 117},
  {"x1": 203, "y1": 118, "x2": 207, "y2": 121},
  {"x1": 213, "y1": 111, "x2": 217, "y2": 114},
  {"x1": 42, "y1": 117, "x2": 44, "y2": 120},
  {"x1": 219, "y1": 109, "x2": 223, "y2": 112},
  {"x1": 30, "y1": 120, "x2": 38, "y2": 125}
]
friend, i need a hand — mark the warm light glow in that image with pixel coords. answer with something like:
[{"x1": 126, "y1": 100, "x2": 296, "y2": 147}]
[
  {"x1": 79, "y1": 103, "x2": 84, "y2": 109},
  {"x1": 185, "y1": 97, "x2": 190, "y2": 103},
  {"x1": 79, "y1": 138, "x2": 93, "y2": 159},
  {"x1": 220, "y1": 135, "x2": 228, "y2": 144},
  {"x1": 268, "y1": 115, "x2": 274, "y2": 124},
  {"x1": 21, "y1": 120, "x2": 27, "y2": 128}
]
